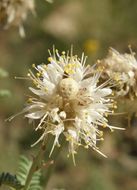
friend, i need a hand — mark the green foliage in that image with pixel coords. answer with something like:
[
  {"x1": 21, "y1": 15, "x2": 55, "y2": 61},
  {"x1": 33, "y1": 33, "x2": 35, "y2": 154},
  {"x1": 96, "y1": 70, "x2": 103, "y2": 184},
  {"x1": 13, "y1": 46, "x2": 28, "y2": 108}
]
[
  {"x1": 0, "y1": 172, "x2": 23, "y2": 190},
  {"x1": 17, "y1": 156, "x2": 42, "y2": 190},
  {"x1": 0, "y1": 89, "x2": 11, "y2": 98},
  {"x1": 45, "y1": 0, "x2": 53, "y2": 3},
  {"x1": 0, "y1": 68, "x2": 9, "y2": 78},
  {"x1": 0, "y1": 67, "x2": 11, "y2": 98}
]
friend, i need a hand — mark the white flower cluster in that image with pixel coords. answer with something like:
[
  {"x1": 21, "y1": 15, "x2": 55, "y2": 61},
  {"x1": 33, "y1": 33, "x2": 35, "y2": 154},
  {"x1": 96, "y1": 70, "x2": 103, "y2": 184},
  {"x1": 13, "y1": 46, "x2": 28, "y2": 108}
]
[
  {"x1": 14, "y1": 48, "x2": 124, "y2": 163},
  {"x1": 97, "y1": 48, "x2": 137, "y2": 99},
  {"x1": 0, "y1": 0, "x2": 35, "y2": 37}
]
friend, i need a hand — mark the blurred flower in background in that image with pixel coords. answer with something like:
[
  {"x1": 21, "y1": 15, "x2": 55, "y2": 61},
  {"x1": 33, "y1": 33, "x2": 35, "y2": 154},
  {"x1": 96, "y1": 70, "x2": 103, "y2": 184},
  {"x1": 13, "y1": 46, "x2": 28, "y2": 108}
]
[
  {"x1": 0, "y1": 0, "x2": 35, "y2": 37},
  {"x1": 83, "y1": 39, "x2": 100, "y2": 55},
  {"x1": 42, "y1": 1, "x2": 83, "y2": 41},
  {"x1": 97, "y1": 47, "x2": 137, "y2": 100}
]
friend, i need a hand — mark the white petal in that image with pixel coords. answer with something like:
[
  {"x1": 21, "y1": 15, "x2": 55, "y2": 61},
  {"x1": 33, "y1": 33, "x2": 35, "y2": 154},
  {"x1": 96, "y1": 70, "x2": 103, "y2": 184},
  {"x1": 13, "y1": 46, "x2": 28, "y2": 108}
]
[{"x1": 25, "y1": 110, "x2": 45, "y2": 119}]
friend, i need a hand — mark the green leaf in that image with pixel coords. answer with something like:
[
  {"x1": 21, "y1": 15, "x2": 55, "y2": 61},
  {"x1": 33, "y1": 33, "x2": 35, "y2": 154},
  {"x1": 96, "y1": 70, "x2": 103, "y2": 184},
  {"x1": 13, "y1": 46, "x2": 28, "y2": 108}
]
[
  {"x1": 0, "y1": 89, "x2": 11, "y2": 98},
  {"x1": 0, "y1": 68, "x2": 9, "y2": 78},
  {"x1": 17, "y1": 156, "x2": 42, "y2": 190},
  {"x1": 0, "y1": 172, "x2": 23, "y2": 190},
  {"x1": 45, "y1": 0, "x2": 53, "y2": 3}
]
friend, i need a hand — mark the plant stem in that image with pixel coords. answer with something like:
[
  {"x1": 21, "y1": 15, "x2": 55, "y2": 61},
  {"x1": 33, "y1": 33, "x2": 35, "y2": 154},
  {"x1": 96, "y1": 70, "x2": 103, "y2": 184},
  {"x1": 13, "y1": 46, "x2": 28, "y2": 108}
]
[
  {"x1": 44, "y1": 137, "x2": 65, "y2": 188},
  {"x1": 24, "y1": 145, "x2": 45, "y2": 190}
]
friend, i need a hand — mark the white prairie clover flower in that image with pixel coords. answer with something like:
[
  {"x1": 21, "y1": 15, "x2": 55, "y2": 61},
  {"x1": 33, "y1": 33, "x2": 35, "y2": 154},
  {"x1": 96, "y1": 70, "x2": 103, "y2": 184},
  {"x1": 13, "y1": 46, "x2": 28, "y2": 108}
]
[
  {"x1": 10, "y1": 48, "x2": 124, "y2": 163},
  {"x1": 0, "y1": 0, "x2": 35, "y2": 37},
  {"x1": 97, "y1": 47, "x2": 137, "y2": 99}
]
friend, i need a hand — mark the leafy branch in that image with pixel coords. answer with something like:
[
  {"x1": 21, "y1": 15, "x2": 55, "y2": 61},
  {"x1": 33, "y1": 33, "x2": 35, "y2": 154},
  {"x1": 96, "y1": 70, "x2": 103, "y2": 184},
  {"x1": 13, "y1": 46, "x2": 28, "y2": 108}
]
[{"x1": 0, "y1": 172, "x2": 23, "y2": 190}]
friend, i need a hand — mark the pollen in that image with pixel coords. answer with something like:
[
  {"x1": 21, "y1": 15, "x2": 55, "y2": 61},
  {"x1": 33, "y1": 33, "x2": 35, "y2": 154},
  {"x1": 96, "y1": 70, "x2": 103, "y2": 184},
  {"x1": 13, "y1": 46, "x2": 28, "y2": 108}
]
[
  {"x1": 32, "y1": 64, "x2": 35, "y2": 68},
  {"x1": 64, "y1": 63, "x2": 77, "y2": 74},
  {"x1": 27, "y1": 98, "x2": 33, "y2": 103},
  {"x1": 36, "y1": 73, "x2": 41, "y2": 77},
  {"x1": 48, "y1": 57, "x2": 52, "y2": 62},
  {"x1": 45, "y1": 87, "x2": 48, "y2": 92}
]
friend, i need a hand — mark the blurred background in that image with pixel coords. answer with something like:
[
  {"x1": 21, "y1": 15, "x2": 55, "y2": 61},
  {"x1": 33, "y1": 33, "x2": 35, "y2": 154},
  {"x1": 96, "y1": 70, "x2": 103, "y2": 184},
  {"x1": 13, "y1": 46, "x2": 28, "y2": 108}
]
[{"x1": 0, "y1": 0, "x2": 137, "y2": 189}]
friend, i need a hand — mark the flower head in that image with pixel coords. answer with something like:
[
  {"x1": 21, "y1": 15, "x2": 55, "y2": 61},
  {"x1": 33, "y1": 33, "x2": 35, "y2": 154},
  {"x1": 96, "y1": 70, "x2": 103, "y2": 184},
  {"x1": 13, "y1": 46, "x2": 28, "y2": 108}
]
[
  {"x1": 11, "y1": 48, "x2": 124, "y2": 163},
  {"x1": 0, "y1": 0, "x2": 35, "y2": 37},
  {"x1": 97, "y1": 47, "x2": 137, "y2": 99}
]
